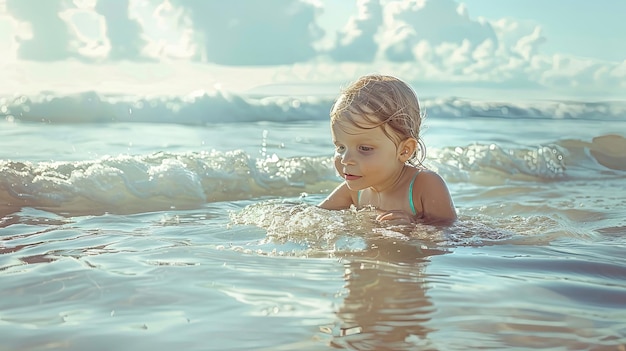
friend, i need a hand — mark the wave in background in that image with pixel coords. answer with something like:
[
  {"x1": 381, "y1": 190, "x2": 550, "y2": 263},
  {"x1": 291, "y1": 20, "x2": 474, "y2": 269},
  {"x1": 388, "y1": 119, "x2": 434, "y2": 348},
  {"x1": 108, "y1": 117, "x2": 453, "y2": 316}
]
[
  {"x1": 1, "y1": 135, "x2": 624, "y2": 217},
  {"x1": 2, "y1": 90, "x2": 626, "y2": 124}
]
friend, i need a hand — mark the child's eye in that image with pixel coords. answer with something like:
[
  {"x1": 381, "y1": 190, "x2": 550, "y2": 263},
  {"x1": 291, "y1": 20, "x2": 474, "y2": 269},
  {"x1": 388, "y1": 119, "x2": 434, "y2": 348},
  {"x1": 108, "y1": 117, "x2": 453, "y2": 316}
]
[
  {"x1": 359, "y1": 146, "x2": 373, "y2": 152},
  {"x1": 335, "y1": 145, "x2": 345, "y2": 153}
]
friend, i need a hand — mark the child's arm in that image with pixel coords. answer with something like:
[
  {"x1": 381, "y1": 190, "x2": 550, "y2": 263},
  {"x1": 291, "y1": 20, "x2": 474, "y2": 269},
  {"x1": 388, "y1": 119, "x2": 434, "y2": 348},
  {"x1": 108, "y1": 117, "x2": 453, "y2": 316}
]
[
  {"x1": 416, "y1": 171, "x2": 457, "y2": 224},
  {"x1": 318, "y1": 182, "x2": 357, "y2": 210}
]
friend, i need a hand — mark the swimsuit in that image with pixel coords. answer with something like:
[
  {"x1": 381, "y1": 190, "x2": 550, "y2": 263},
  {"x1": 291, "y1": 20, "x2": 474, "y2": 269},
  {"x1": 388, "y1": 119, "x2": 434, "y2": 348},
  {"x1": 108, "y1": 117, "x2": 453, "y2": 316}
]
[{"x1": 357, "y1": 170, "x2": 421, "y2": 215}]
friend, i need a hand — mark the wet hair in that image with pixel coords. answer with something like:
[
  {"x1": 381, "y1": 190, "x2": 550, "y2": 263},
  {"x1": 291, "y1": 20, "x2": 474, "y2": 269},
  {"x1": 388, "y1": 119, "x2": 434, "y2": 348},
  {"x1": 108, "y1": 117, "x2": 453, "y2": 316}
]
[{"x1": 330, "y1": 74, "x2": 426, "y2": 166}]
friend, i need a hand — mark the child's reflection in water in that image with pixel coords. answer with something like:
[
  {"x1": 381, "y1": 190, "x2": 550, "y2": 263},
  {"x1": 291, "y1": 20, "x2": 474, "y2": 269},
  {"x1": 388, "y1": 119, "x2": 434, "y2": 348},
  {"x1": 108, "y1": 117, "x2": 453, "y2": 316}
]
[{"x1": 331, "y1": 238, "x2": 448, "y2": 350}]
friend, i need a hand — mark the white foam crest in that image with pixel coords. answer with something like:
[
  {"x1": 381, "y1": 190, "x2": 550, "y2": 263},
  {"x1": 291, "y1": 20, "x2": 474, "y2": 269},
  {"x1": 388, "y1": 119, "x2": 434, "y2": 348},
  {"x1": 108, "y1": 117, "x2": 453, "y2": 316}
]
[
  {"x1": 422, "y1": 98, "x2": 626, "y2": 120},
  {"x1": 430, "y1": 142, "x2": 567, "y2": 184},
  {"x1": 0, "y1": 151, "x2": 337, "y2": 216},
  {"x1": 1, "y1": 136, "x2": 622, "y2": 216},
  {"x1": 2, "y1": 90, "x2": 332, "y2": 124}
]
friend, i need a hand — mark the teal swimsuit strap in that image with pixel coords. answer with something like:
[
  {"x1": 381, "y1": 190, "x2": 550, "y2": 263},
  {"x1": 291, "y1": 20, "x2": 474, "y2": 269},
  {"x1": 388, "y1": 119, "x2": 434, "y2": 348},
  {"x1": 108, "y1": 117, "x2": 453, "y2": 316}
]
[
  {"x1": 358, "y1": 170, "x2": 420, "y2": 214},
  {"x1": 408, "y1": 170, "x2": 421, "y2": 215}
]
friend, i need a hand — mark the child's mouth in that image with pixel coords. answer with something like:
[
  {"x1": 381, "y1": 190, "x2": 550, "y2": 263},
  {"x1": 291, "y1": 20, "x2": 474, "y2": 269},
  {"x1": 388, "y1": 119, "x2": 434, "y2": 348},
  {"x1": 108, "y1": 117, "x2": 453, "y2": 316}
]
[{"x1": 344, "y1": 173, "x2": 361, "y2": 181}]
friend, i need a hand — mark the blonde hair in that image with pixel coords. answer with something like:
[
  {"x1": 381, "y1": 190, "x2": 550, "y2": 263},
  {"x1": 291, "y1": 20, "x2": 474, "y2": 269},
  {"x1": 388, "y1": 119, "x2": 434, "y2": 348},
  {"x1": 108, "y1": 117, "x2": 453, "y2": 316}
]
[{"x1": 330, "y1": 74, "x2": 426, "y2": 166}]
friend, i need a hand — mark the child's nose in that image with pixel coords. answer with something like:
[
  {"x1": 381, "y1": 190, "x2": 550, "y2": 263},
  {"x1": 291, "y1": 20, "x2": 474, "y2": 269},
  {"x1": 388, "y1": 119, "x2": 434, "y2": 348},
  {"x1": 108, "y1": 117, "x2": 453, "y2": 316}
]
[{"x1": 340, "y1": 150, "x2": 356, "y2": 165}]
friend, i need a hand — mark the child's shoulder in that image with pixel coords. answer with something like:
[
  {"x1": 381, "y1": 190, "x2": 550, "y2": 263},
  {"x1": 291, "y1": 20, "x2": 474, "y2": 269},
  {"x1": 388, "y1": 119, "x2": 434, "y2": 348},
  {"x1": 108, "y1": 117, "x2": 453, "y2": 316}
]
[{"x1": 414, "y1": 168, "x2": 449, "y2": 189}]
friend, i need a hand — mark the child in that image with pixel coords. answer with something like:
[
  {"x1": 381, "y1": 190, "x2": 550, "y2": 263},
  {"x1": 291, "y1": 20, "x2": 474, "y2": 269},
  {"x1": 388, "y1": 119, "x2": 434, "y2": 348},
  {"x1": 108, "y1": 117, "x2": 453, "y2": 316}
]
[{"x1": 318, "y1": 74, "x2": 457, "y2": 225}]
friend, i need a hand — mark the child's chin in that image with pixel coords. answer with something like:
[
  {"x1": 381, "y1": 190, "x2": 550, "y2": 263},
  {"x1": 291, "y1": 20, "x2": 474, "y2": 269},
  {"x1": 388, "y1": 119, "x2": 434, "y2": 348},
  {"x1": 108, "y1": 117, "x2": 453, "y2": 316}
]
[{"x1": 346, "y1": 183, "x2": 365, "y2": 191}]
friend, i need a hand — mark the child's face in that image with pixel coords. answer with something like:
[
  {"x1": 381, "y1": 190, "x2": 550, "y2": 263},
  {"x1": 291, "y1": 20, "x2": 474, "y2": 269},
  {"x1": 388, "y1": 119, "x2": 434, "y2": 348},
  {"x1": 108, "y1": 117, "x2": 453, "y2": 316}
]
[{"x1": 331, "y1": 115, "x2": 404, "y2": 191}]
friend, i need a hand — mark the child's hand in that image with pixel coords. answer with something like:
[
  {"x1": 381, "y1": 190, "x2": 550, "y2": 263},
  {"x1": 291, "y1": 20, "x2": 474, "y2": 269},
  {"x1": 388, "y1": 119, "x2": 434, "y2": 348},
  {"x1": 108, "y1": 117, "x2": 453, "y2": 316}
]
[{"x1": 375, "y1": 210, "x2": 415, "y2": 225}]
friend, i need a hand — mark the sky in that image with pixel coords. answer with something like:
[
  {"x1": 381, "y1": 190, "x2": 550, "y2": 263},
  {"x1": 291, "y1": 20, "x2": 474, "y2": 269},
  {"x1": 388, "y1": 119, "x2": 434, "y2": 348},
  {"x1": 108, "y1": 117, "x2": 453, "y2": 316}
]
[{"x1": 0, "y1": 0, "x2": 624, "y2": 100}]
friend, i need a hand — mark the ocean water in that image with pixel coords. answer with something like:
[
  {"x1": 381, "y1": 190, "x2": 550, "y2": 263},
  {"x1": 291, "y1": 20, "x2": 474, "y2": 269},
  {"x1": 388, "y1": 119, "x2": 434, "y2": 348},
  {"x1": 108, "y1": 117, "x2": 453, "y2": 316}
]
[{"x1": 1, "y1": 89, "x2": 626, "y2": 351}]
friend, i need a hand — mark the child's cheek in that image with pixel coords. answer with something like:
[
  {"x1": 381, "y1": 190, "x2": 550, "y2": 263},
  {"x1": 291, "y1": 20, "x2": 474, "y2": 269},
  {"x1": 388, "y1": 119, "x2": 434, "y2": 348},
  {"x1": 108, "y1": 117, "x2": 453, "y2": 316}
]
[{"x1": 333, "y1": 155, "x2": 342, "y2": 171}]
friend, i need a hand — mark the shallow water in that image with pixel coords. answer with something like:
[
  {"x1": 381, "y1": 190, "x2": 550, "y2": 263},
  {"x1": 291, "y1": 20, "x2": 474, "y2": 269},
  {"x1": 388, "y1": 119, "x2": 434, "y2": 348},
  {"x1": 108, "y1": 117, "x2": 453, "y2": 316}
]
[{"x1": 1, "y1": 93, "x2": 626, "y2": 350}]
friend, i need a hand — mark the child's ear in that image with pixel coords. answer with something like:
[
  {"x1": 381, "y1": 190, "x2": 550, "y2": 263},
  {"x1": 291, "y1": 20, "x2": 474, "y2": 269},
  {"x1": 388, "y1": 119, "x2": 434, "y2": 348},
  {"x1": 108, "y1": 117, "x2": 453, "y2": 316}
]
[{"x1": 398, "y1": 138, "x2": 418, "y2": 162}]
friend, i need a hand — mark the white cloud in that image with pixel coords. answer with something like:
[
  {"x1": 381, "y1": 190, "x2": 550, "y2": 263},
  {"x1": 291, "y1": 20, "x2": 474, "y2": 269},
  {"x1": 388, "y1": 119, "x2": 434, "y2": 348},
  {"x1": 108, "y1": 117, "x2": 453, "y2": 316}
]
[
  {"x1": 168, "y1": 0, "x2": 324, "y2": 65},
  {"x1": 0, "y1": 15, "x2": 18, "y2": 63},
  {"x1": 5, "y1": 0, "x2": 74, "y2": 60},
  {"x1": 60, "y1": 8, "x2": 108, "y2": 59},
  {"x1": 124, "y1": 0, "x2": 199, "y2": 60},
  {"x1": 5, "y1": 0, "x2": 152, "y2": 61},
  {"x1": 610, "y1": 61, "x2": 626, "y2": 82},
  {"x1": 384, "y1": 0, "x2": 497, "y2": 46},
  {"x1": 328, "y1": 0, "x2": 382, "y2": 61},
  {"x1": 94, "y1": 0, "x2": 147, "y2": 60},
  {"x1": 513, "y1": 26, "x2": 545, "y2": 61}
]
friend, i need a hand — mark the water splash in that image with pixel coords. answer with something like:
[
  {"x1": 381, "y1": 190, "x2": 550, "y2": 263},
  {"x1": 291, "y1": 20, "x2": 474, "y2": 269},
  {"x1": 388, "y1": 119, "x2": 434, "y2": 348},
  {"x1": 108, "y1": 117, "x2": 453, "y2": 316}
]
[{"x1": 229, "y1": 199, "x2": 570, "y2": 256}]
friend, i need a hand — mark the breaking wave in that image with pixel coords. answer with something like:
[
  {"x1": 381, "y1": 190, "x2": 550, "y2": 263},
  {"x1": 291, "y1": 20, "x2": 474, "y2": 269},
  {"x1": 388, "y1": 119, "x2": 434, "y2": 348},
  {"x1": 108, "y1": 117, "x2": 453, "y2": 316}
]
[
  {"x1": 1, "y1": 135, "x2": 623, "y2": 217},
  {"x1": 2, "y1": 90, "x2": 625, "y2": 124}
]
